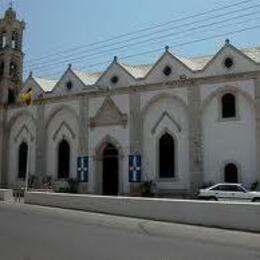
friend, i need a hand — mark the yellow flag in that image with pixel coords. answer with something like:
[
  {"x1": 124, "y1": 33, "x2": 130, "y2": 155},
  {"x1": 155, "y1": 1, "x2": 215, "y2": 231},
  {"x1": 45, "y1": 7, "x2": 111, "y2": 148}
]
[{"x1": 20, "y1": 89, "x2": 34, "y2": 106}]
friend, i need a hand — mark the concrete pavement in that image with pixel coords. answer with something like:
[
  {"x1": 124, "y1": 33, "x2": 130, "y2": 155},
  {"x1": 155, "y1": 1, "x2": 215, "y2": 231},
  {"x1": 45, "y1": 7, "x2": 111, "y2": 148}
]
[{"x1": 0, "y1": 202, "x2": 260, "y2": 260}]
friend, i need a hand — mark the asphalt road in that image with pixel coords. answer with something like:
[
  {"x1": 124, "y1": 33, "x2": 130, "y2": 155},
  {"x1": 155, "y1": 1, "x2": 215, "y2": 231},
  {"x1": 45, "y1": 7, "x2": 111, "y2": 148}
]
[{"x1": 0, "y1": 202, "x2": 260, "y2": 260}]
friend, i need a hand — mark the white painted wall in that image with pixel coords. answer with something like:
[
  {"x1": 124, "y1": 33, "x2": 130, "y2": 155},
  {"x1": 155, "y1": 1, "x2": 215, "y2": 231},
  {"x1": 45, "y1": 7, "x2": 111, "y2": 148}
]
[
  {"x1": 45, "y1": 104, "x2": 79, "y2": 181},
  {"x1": 7, "y1": 112, "x2": 36, "y2": 187},
  {"x1": 25, "y1": 192, "x2": 260, "y2": 233},
  {"x1": 202, "y1": 84, "x2": 256, "y2": 188},
  {"x1": 88, "y1": 94, "x2": 130, "y2": 194},
  {"x1": 142, "y1": 91, "x2": 189, "y2": 191}
]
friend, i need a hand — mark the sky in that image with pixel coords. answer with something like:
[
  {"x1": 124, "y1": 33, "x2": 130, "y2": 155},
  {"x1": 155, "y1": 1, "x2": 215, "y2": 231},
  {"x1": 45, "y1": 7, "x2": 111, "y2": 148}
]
[{"x1": 1, "y1": 0, "x2": 260, "y2": 79}]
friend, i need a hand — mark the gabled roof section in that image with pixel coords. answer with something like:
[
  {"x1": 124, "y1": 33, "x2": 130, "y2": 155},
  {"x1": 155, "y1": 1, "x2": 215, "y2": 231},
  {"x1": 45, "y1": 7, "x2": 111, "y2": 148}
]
[
  {"x1": 120, "y1": 64, "x2": 153, "y2": 79},
  {"x1": 200, "y1": 41, "x2": 258, "y2": 76},
  {"x1": 34, "y1": 78, "x2": 57, "y2": 92},
  {"x1": 241, "y1": 47, "x2": 260, "y2": 63},
  {"x1": 23, "y1": 42, "x2": 260, "y2": 95},
  {"x1": 72, "y1": 69, "x2": 102, "y2": 85},
  {"x1": 90, "y1": 96, "x2": 127, "y2": 128},
  {"x1": 145, "y1": 47, "x2": 193, "y2": 82},
  {"x1": 96, "y1": 57, "x2": 136, "y2": 88},
  {"x1": 20, "y1": 74, "x2": 46, "y2": 98}
]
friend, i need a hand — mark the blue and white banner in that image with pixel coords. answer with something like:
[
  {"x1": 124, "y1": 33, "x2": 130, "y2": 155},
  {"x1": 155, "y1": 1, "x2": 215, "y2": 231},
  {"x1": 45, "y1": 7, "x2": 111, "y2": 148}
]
[
  {"x1": 129, "y1": 154, "x2": 142, "y2": 183},
  {"x1": 77, "y1": 156, "x2": 89, "y2": 182}
]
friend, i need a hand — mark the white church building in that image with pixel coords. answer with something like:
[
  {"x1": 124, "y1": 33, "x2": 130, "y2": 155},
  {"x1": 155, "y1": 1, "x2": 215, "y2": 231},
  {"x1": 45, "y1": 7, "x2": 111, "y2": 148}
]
[{"x1": 0, "y1": 8, "x2": 260, "y2": 196}]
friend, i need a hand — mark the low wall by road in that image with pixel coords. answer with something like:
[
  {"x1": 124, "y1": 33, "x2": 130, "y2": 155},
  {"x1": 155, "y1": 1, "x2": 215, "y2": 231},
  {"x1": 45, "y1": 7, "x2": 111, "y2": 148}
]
[
  {"x1": 0, "y1": 189, "x2": 13, "y2": 201},
  {"x1": 25, "y1": 192, "x2": 260, "y2": 232}
]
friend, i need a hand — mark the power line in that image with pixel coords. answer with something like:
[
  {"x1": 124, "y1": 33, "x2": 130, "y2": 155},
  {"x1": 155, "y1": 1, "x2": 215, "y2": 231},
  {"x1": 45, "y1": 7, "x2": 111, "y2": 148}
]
[
  {"x1": 30, "y1": 15, "x2": 260, "y2": 76},
  {"x1": 25, "y1": 2, "x2": 260, "y2": 70},
  {"x1": 25, "y1": 8, "x2": 260, "y2": 73},
  {"x1": 37, "y1": 23, "x2": 260, "y2": 79},
  {"x1": 24, "y1": 0, "x2": 257, "y2": 64}
]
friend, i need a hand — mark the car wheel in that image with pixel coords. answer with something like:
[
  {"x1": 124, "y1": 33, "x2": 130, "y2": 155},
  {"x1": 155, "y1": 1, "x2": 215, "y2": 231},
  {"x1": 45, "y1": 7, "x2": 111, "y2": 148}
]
[
  {"x1": 252, "y1": 198, "x2": 260, "y2": 202},
  {"x1": 208, "y1": 196, "x2": 217, "y2": 201}
]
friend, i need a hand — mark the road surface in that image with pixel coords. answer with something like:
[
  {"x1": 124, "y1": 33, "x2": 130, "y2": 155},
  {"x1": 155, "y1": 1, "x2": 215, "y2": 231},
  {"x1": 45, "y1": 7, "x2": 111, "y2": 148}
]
[{"x1": 0, "y1": 202, "x2": 259, "y2": 260}]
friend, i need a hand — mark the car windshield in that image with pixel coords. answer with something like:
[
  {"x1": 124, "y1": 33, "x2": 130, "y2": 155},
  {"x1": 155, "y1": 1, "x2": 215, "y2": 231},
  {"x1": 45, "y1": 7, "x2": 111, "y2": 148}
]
[{"x1": 210, "y1": 184, "x2": 248, "y2": 192}]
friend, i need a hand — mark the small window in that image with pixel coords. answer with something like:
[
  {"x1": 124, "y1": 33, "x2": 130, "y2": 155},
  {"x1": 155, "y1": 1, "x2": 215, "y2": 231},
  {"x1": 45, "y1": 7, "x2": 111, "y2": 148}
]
[
  {"x1": 163, "y1": 66, "x2": 172, "y2": 76},
  {"x1": 224, "y1": 163, "x2": 238, "y2": 183},
  {"x1": 111, "y1": 75, "x2": 119, "y2": 84},
  {"x1": 222, "y1": 93, "x2": 236, "y2": 118},
  {"x1": 224, "y1": 57, "x2": 233, "y2": 69},
  {"x1": 66, "y1": 81, "x2": 73, "y2": 90}
]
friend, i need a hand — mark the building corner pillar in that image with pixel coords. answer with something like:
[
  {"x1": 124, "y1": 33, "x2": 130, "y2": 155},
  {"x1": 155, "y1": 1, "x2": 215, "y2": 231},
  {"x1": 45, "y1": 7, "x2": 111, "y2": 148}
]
[
  {"x1": 187, "y1": 83, "x2": 203, "y2": 196},
  {"x1": 78, "y1": 97, "x2": 89, "y2": 193},
  {"x1": 254, "y1": 78, "x2": 260, "y2": 189},
  {"x1": 129, "y1": 90, "x2": 142, "y2": 195},
  {"x1": 35, "y1": 104, "x2": 46, "y2": 187},
  {"x1": 0, "y1": 106, "x2": 7, "y2": 187}
]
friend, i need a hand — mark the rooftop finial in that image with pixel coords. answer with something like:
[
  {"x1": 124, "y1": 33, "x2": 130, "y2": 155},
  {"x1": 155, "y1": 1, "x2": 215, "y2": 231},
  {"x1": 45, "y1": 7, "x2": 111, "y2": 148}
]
[
  {"x1": 225, "y1": 39, "x2": 230, "y2": 45},
  {"x1": 113, "y1": 56, "x2": 118, "y2": 62},
  {"x1": 68, "y1": 63, "x2": 72, "y2": 69},
  {"x1": 9, "y1": 0, "x2": 13, "y2": 9},
  {"x1": 165, "y1": 45, "x2": 170, "y2": 52}
]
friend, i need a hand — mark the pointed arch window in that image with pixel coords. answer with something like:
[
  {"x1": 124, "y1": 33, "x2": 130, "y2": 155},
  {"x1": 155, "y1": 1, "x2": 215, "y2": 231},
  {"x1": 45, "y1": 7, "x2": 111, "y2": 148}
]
[
  {"x1": 0, "y1": 31, "x2": 7, "y2": 48},
  {"x1": 0, "y1": 61, "x2": 4, "y2": 76},
  {"x1": 58, "y1": 140, "x2": 70, "y2": 179},
  {"x1": 222, "y1": 93, "x2": 236, "y2": 118},
  {"x1": 9, "y1": 61, "x2": 18, "y2": 80},
  {"x1": 224, "y1": 163, "x2": 238, "y2": 183},
  {"x1": 8, "y1": 88, "x2": 15, "y2": 104},
  {"x1": 159, "y1": 133, "x2": 175, "y2": 178},
  {"x1": 18, "y1": 142, "x2": 28, "y2": 179},
  {"x1": 11, "y1": 31, "x2": 19, "y2": 49}
]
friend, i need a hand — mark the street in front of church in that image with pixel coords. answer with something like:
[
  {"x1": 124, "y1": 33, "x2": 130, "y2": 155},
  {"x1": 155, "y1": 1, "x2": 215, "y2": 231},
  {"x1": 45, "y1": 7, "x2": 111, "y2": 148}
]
[{"x1": 0, "y1": 202, "x2": 259, "y2": 260}]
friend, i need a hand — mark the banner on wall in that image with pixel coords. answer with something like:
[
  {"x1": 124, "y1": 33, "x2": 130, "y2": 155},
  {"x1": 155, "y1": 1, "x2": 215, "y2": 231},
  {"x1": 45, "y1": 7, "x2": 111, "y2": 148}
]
[
  {"x1": 77, "y1": 156, "x2": 89, "y2": 182},
  {"x1": 129, "y1": 154, "x2": 142, "y2": 183}
]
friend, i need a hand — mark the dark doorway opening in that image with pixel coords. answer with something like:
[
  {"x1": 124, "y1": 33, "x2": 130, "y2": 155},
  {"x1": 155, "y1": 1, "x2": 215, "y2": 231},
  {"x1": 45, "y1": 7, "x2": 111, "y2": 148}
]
[
  {"x1": 159, "y1": 133, "x2": 175, "y2": 178},
  {"x1": 224, "y1": 163, "x2": 238, "y2": 183},
  {"x1": 18, "y1": 142, "x2": 28, "y2": 179},
  {"x1": 102, "y1": 143, "x2": 119, "y2": 195},
  {"x1": 58, "y1": 140, "x2": 70, "y2": 179}
]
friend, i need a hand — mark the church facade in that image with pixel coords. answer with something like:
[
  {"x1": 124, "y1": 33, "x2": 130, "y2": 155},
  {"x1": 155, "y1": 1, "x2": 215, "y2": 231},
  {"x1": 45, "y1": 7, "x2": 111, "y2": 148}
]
[{"x1": 0, "y1": 8, "x2": 260, "y2": 196}]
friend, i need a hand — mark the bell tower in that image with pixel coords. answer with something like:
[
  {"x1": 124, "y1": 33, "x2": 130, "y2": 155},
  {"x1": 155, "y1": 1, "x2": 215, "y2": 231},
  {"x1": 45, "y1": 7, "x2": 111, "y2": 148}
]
[{"x1": 0, "y1": 7, "x2": 25, "y2": 104}]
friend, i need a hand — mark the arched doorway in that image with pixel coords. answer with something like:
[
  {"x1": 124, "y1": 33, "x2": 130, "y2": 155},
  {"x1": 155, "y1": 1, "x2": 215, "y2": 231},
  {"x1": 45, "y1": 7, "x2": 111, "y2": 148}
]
[
  {"x1": 18, "y1": 142, "x2": 28, "y2": 179},
  {"x1": 102, "y1": 143, "x2": 119, "y2": 195},
  {"x1": 57, "y1": 140, "x2": 70, "y2": 179},
  {"x1": 159, "y1": 133, "x2": 175, "y2": 178},
  {"x1": 224, "y1": 163, "x2": 238, "y2": 183}
]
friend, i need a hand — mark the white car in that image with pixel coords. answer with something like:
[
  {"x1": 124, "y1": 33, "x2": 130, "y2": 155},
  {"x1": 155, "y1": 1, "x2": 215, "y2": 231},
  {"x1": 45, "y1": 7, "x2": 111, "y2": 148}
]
[{"x1": 197, "y1": 183, "x2": 260, "y2": 202}]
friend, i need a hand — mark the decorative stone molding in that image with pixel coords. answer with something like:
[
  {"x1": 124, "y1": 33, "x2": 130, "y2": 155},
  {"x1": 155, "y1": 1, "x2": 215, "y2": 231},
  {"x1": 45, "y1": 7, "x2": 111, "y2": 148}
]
[
  {"x1": 151, "y1": 111, "x2": 181, "y2": 134},
  {"x1": 90, "y1": 96, "x2": 128, "y2": 128},
  {"x1": 52, "y1": 121, "x2": 76, "y2": 141},
  {"x1": 14, "y1": 124, "x2": 35, "y2": 142}
]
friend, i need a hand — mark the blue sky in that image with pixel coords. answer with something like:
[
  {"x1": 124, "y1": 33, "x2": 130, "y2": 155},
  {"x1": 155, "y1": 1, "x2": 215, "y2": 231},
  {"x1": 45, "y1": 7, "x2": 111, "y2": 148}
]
[{"x1": 1, "y1": 0, "x2": 260, "y2": 78}]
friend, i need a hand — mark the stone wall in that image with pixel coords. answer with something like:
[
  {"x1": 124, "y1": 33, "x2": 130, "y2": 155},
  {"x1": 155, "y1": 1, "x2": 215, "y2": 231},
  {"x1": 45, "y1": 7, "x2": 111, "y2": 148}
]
[{"x1": 25, "y1": 192, "x2": 260, "y2": 233}]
